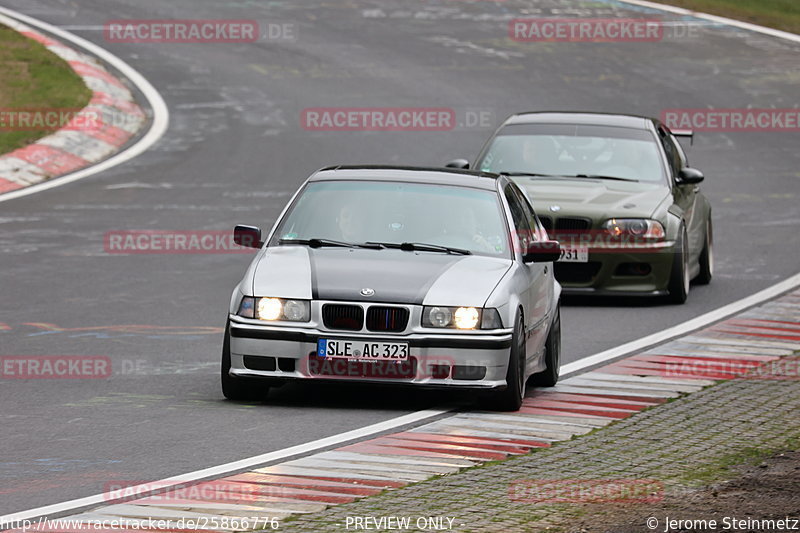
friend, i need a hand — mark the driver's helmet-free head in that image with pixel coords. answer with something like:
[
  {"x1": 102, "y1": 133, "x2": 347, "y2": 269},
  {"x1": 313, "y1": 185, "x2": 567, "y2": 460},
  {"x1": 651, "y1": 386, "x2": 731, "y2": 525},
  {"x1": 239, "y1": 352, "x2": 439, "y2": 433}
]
[
  {"x1": 522, "y1": 136, "x2": 561, "y2": 175},
  {"x1": 336, "y1": 203, "x2": 366, "y2": 242},
  {"x1": 603, "y1": 141, "x2": 644, "y2": 179}
]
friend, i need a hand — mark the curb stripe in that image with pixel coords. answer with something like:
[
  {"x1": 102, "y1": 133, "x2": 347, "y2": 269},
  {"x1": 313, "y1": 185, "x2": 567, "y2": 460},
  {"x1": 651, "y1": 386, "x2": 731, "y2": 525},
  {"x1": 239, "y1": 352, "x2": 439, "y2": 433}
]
[
  {"x1": 0, "y1": 15, "x2": 145, "y2": 192},
  {"x1": 0, "y1": 5, "x2": 169, "y2": 205},
  {"x1": 5, "y1": 288, "x2": 799, "y2": 525}
]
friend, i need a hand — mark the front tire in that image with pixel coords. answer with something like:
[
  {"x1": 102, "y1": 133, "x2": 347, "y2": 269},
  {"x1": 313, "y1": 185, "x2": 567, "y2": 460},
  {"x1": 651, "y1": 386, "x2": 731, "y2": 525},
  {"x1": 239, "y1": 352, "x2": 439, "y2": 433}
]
[
  {"x1": 221, "y1": 321, "x2": 269, "y2": 401},
  {"x1": 695, "y1": 217, "x2": 713, "y2": 285},
  {"x1": 666, "y1": 227, "x2": 690, "y2": 304},
  {"x1": 484, "y1": 311, "x2": 526, "y2": 411},
  {"x1": 529, "y1": 305, "x2": 561, "y2": 387}
]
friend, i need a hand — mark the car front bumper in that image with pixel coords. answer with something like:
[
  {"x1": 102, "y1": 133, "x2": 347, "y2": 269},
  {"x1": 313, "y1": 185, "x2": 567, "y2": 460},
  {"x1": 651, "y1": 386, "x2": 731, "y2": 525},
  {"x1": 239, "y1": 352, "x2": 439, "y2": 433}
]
[
  {"x1": 227, "y1": 317, "x2": 515, "y2": 389},
  {"x1": 556, "y1": 241, "x2": 677, "y2": 296}
]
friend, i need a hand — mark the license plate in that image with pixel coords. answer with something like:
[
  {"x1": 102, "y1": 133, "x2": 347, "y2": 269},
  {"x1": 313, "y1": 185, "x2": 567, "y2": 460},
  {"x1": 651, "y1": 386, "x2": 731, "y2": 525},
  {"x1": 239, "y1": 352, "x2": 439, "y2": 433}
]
[
  {"x1": 317, "y1": 339, "x2": 409, "y2": 361},
  {"x1": 558, "y1": 247, "x2": 588, "y2": 263}
]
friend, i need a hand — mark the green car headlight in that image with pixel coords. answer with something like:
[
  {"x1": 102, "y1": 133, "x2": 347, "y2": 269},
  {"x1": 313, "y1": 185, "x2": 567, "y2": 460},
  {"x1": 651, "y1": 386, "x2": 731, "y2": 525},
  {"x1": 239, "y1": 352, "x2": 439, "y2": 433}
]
[
  {"x1": 422, "y1": 307, "x2": 503, "y2": 330},
  {"x1": 603, "y1": 218, "x2": 665, "y2": 240},
  {"x1": 238, "y1": 296, "x2": 310, "y2": 322}
]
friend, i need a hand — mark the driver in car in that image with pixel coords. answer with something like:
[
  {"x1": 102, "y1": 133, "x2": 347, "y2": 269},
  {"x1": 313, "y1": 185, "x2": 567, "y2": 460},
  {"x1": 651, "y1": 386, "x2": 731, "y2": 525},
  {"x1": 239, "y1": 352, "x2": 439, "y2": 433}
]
[
  {"x1": 438, "y1": 207, "x2": 497, "y2": 254},
  {"x1": 336, "y1": 204, "x2": 365, "y2": 242},
  {"x1": 521, "y1": 136, "x2": 563, "y2": 175}
]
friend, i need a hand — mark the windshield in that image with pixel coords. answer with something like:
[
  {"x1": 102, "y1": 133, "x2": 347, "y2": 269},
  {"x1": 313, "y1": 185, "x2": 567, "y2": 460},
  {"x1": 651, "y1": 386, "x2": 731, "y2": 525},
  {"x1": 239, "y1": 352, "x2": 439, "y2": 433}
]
[
  {"x1": 270, "y1": 180, "x2": 510, "y2": 257},
  {"x1": 477, "y1": 125, "x2": 666, "y2": 183}
]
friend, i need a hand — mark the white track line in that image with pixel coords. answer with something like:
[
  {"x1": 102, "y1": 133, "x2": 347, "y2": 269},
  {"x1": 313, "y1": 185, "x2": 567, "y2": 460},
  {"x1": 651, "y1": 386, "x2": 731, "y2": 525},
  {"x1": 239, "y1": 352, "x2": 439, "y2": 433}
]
[
  {"x1": 614, "y1": 0, "x2": 800, "y2": 44},
  {"x1": 0, "y1": 408, "x2": 450, "y2": 523},
  {"x1": 561, "y1": 272, "x2": 800, "y2": 377},
  {"x1": 3, "y1": 272, "x2": 797, "y2": 524},
  {"x1": 2, "y1": 1, "x2": 800, "y2": 526},
  {"x1": 0, "y1": 6, "x2": 169, "y2": 204}
]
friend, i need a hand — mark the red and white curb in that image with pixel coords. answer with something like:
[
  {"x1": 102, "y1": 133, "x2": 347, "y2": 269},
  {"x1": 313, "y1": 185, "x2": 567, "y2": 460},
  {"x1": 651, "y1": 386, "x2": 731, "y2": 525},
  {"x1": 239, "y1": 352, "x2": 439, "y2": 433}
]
[
  {"x1": 8, "y1": 289, "x2": 798, "y2": 530},
  {"x1": 0, "y1": 15, "x2": 145, "y2": 195}
]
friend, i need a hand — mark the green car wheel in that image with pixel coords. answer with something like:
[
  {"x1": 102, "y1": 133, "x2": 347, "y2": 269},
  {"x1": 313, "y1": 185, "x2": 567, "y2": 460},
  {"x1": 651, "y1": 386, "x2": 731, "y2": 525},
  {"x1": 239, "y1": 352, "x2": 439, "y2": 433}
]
[{"x1": 667, "y1": 227, "x2": 690, "y2": 304}]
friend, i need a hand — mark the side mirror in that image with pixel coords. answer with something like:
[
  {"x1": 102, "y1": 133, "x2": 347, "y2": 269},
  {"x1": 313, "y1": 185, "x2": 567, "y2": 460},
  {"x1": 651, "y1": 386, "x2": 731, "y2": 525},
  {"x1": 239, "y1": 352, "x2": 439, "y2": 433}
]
[
  {"x1": 445, "y1": 159, "x2": 470, "y2": 169},
  {"x1": 676, "y1": 167, "x2": 704, "y2": 184},
  {"x1": 233, "y1": 225, "x2": 263, "y2": 248},
  {"x1": 523, "y1": 240, "x2": 561, "y2": 263}
]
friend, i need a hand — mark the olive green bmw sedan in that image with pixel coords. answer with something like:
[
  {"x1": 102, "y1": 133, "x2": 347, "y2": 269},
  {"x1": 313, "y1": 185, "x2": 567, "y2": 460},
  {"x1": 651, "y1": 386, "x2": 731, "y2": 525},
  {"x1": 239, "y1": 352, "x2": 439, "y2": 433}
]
[{"x1": 447, "y1": 112, "x2": 713, "y2": 303}]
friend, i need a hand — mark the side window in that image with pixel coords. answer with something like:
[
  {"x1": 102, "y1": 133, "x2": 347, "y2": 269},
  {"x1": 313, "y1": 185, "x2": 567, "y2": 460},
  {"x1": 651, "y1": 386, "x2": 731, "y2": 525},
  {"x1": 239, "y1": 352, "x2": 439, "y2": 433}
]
[
  {"x1": 514, "y1": 186, "x2": 542, "y2": 242},
  {"x1": 658, "y1": 127, "x2": 682, "y2": 177},
  {"x1": 670, "y1": 133, "x2": 688, "y2": 168},
  {"x1": 504, "y1": 184, "x2": 533, "y2": 252}
]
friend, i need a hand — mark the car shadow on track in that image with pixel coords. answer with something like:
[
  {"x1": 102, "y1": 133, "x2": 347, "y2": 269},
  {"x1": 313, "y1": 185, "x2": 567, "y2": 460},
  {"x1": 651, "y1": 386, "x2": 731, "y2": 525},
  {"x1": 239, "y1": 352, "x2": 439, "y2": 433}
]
[
  {"x1": 561, "y1": 279, "x2": 712, "y2": 307},
  {"x1": 226, "y1": 380, "x2": 480, "y2": 411},
  {"x1": 561, "y1": 294, "x2": 668, "y2": 308}
]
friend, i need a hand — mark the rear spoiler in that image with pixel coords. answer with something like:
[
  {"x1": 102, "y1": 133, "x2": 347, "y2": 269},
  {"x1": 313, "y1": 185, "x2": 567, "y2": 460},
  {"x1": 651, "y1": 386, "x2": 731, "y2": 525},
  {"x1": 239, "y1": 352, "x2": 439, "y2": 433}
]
[{"x1": 671, "y1": 129, "x2": 694, "y2": 146}]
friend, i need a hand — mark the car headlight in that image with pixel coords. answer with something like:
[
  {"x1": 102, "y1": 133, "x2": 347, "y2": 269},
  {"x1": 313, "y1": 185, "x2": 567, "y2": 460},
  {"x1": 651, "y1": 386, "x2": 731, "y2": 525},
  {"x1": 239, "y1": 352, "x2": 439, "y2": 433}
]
[
  {"x1": 603, "y1": 219, "x2": 665, "y2": 240},
  {"x1": 237, "y1": 296, "x2": 310, "y2": 322},
  {"x1": 422, "y1": 307, "x2": 503, "y2": 330}
]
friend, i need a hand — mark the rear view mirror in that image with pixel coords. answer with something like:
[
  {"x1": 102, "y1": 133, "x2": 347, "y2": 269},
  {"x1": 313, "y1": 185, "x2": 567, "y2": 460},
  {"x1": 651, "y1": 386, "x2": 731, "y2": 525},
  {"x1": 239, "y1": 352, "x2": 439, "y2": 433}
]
[
  {"x1": 445, "y1": 159, "x2": 470, "y2": 169},
  {"x1": 233, "y1": 225, "x2": 263, "y2": 248},
  {"x1": 677, "y1": 167, "x2": 704, "y2": 184},
  {"x1": 523, "y1": 240, "x2": 561, "y2": 263}
]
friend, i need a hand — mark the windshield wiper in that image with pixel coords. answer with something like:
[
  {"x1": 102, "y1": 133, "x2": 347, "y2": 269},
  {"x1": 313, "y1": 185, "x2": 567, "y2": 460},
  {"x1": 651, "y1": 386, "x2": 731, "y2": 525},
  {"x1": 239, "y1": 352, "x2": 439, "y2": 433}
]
[
  {"x1": 366, "y1": 241, "x2": 471, "y2": 255},
  {"x1": 500, "y1": 171, "x2": 639, "y2": 182},
  {"x1": 499, "y1": 172, "x2": 562, "y2": 178},
  {"x1": 570, "y1": 174, "x2": 639, "y2": 182},
  {"x1": 279, "y1": 238, "x2": 382, "y2": 249}
]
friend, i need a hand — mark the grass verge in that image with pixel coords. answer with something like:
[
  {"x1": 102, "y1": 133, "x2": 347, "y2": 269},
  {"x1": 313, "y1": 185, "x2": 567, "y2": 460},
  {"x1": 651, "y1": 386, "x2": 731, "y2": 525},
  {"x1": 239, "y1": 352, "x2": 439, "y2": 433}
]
[
  {"x1": 0, "y1": 23, "x2": 91, "y2": 155},
  {"x1": 654, "y1": 0, "x2": 800, "y2": 35}
]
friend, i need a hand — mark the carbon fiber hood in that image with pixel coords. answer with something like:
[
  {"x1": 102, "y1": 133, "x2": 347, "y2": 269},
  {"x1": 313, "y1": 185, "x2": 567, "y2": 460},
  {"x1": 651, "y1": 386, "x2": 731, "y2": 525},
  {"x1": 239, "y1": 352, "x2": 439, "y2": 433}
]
[{"x1": 251, "y1": 246, "x2": 512, "y2": 307}]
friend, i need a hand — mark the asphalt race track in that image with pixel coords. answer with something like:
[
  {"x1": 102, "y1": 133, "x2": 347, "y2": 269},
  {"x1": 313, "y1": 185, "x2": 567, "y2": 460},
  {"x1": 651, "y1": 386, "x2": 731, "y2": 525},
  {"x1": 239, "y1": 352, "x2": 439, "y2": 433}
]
[{"x1": 1, "y1": 0, "x2": 798, "y2": 516}]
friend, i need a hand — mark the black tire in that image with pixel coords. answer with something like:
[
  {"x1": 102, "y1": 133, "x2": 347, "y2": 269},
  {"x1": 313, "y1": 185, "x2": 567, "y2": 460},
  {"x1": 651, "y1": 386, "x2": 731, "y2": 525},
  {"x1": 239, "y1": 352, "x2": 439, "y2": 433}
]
[
  {"x1": 666, "y1": 227, "x2": 690, "y2": 304},
  {"x1": 483, "y1": 311, "x2": 526, "y2": 411},
  {"x1": 695, "y1": 217, "x2": 713, "y2": 285},
  {"x1": 221, "y1": 321, "x2": 269, "y2": 401},
  {"x1": 529, "y1": 305, "x2": 561, "y2": 387}
]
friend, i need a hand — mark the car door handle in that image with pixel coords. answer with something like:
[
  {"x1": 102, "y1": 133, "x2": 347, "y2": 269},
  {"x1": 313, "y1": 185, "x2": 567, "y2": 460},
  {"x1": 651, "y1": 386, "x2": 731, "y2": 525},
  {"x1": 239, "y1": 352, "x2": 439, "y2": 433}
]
[{"x1": 544, "y1": 266, "x2": 548, "y2": 274}]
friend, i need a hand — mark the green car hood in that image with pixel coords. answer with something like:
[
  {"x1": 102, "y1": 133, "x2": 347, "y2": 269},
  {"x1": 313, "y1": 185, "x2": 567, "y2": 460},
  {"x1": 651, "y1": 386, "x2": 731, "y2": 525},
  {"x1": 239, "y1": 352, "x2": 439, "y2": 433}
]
[{"x1": 514, "y1": 177, "x2": 671, "y2": 222}]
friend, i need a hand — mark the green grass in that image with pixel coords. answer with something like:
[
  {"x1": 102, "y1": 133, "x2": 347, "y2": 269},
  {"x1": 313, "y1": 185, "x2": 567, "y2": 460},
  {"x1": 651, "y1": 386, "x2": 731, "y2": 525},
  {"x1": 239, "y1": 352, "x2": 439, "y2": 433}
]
[
  {"x1": 679, "y1": 436, "x2": 800, "y2": 486},
  {"x1": 0, "y1": 23, "x2": 91, "y2": 155},
  {"x1": 655, "y1": 0, "x2": 800, "y2": 34}
]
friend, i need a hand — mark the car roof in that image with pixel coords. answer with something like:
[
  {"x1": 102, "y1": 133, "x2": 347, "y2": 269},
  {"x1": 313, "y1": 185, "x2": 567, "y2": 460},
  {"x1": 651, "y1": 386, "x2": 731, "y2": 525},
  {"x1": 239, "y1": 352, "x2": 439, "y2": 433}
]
[
  {"x1": 503, "y1": 111, "x2": 653, "y2": 130},
  {"x1": 310, "y1": 165, "x2": 502, "y2": 190}
]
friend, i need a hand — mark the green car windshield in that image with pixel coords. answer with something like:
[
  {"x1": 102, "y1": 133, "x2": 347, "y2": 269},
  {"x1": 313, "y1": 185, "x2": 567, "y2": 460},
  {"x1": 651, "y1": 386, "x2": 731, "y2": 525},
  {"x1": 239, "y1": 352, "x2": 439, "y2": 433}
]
[
  {"x1": 271, "y1": 180, "x2": 511, "y2": 257},
  {"x1": 478, "y1": 124, "x2": 667, "y2": 184}
]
